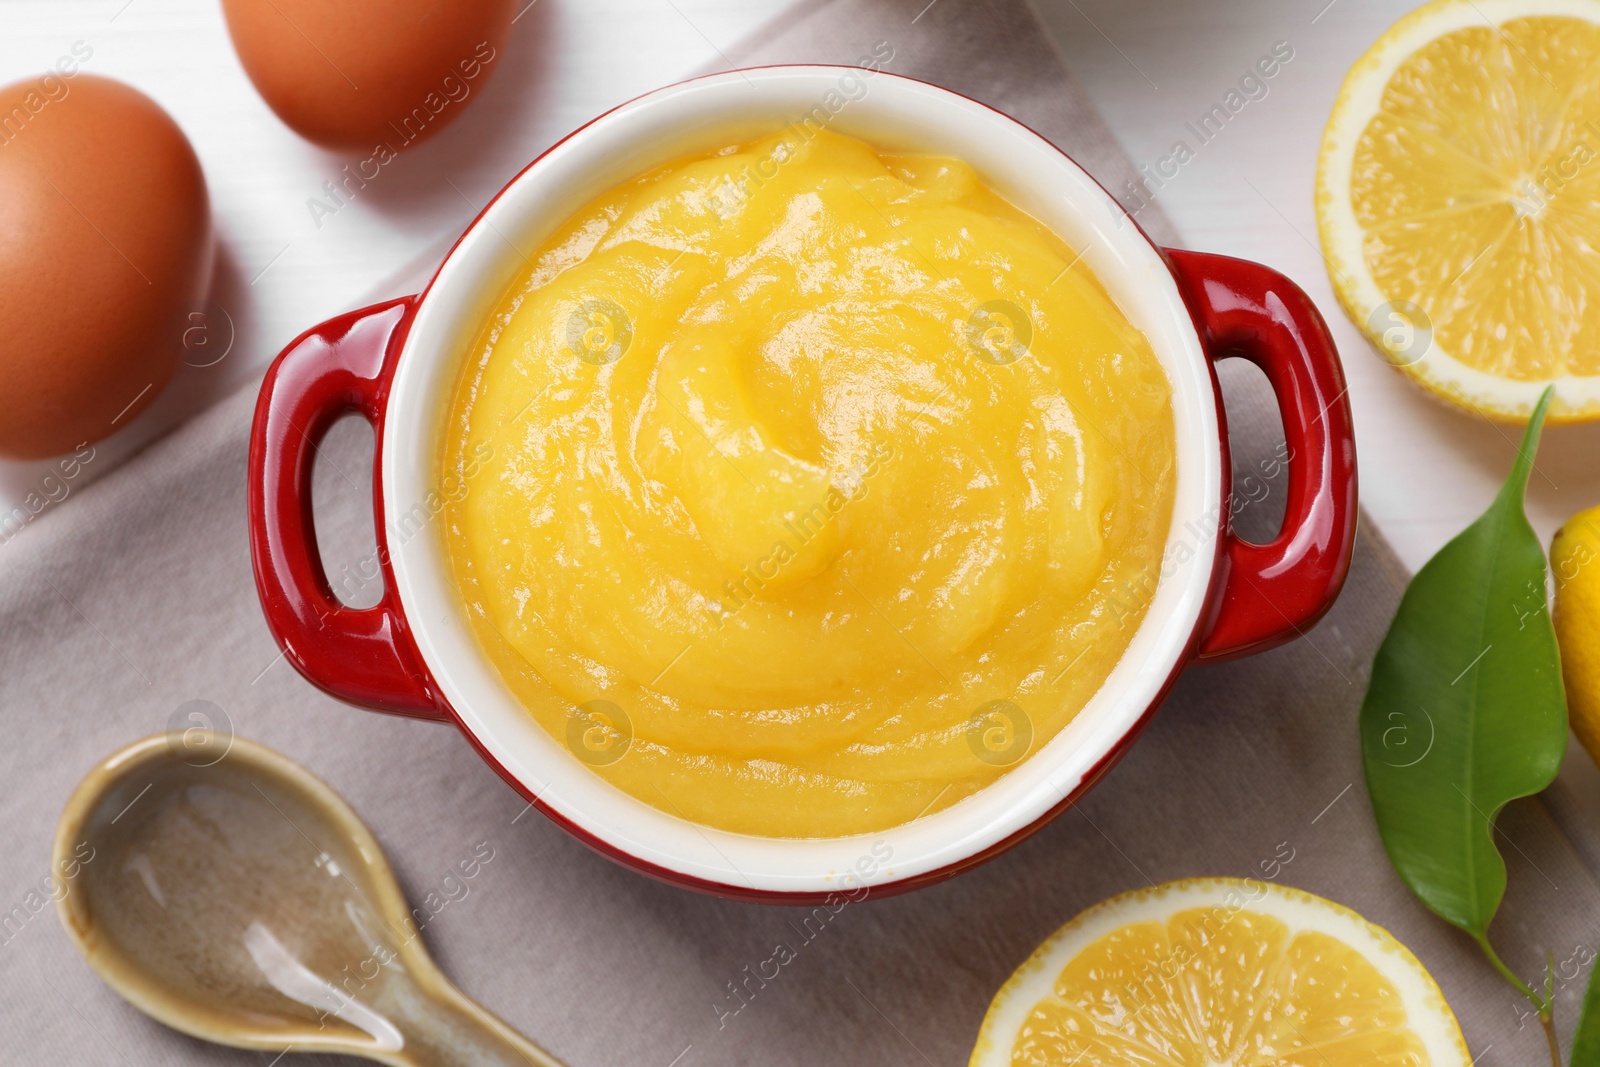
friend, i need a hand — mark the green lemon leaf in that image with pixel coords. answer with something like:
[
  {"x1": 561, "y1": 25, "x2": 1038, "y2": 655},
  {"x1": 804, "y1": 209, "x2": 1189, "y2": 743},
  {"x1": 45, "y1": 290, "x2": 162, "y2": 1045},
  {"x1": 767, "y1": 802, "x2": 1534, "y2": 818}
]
[
  {"x1": 1574, "y1": 956, "x2": 1600, "y2": 1066},
  {"x1": 1360, "y1": 388, "x2": 1566, "y2": 948}
]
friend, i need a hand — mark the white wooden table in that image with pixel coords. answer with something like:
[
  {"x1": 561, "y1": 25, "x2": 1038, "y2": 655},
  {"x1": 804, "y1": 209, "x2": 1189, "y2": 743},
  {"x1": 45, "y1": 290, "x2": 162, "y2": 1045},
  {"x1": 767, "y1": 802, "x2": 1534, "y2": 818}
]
[{"x1": 5, "y1": 0, "x2": 1595, "y2": 576}]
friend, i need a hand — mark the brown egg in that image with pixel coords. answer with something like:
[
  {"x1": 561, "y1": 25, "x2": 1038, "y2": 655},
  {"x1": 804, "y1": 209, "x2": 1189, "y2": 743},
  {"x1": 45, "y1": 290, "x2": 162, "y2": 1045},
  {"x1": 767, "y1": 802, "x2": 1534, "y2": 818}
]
[
  {"x1": 0, "y1": 74, "x2": 211, "y2": 459},
  {"x1": 222, "y1": 0, "x2": 516, "y2": 151}
]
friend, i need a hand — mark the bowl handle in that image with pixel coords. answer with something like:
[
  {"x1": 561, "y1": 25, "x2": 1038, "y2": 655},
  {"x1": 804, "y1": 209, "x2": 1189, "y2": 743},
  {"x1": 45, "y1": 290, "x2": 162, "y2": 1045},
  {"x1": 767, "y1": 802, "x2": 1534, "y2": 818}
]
[
  {"x1": 248, "y1": 297, "x2": 446, "y2": 720},
  {"x1": 1164, "y1": 249, "x2": 1358, "y2": 661}
]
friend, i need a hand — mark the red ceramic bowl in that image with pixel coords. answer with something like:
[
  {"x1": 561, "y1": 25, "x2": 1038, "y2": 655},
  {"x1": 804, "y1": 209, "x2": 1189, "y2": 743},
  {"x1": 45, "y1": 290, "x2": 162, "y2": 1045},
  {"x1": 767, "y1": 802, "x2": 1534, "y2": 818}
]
[{"x1": 249, "y1": 66, "x2": 1356, "y2": 904}]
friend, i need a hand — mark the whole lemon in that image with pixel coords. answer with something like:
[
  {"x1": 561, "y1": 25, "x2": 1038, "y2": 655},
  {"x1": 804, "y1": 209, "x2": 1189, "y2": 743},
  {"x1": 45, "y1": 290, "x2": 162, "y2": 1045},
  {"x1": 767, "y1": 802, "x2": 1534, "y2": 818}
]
[{"x1": 1554, "y1": 505, "x2": 1600, "y2": 767}]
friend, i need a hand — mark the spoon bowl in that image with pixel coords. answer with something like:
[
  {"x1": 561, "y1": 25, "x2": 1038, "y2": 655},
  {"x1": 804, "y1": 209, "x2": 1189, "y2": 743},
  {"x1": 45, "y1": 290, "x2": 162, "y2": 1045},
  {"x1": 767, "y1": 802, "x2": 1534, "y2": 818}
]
[{"x1": 54, "y1": 732, "x2": 562, "y2": 1066}]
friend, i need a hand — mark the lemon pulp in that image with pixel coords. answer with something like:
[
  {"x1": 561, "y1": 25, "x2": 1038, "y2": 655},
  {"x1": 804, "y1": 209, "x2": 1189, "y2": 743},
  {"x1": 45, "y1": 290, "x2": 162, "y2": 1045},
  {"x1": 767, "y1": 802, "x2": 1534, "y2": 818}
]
[
  {"x1": 441, "y1": 127, "x2": 1175, "y2": 836},
  {"x1": 1355, "y1": 15, "x2": 1600, "y2": 381},
  {"x1": 1017, "y1": 911, "x2": 1426, "y2": 1064},
  {"x1": 1319, "y1": 2, "x2": 1600, "y2": 420},
  {"x1": 973, "y1": 880, "x2": 1469, "y2": 1067}
]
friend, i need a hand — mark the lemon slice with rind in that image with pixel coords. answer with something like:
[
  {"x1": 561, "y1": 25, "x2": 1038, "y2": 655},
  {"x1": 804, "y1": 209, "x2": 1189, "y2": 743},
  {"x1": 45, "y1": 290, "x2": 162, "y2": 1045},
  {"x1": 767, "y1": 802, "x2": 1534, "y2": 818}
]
[
  {"x1": 969, "y1": 878, "x2": 1469, "y2": 1067},
  {"x1": 1317, "y1": 0, "x2": 1600, "y2": 422}
]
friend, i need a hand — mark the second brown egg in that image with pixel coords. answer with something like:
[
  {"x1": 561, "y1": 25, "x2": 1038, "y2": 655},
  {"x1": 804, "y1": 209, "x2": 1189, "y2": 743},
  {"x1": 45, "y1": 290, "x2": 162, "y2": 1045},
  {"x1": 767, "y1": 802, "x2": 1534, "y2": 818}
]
[{"x1": 221, "y1": 0, "x2": 516, "y2": 151}]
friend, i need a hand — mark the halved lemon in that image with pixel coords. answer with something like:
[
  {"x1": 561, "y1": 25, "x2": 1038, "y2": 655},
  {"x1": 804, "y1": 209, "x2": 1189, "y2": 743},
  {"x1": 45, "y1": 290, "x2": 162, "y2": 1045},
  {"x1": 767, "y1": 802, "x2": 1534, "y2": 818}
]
[
  {"x1": 1317, "y1": 0, "x2": 1600, "y2": 423},
  {"x1": 969, "y1": 878, "x2": 1469, "y2": 1066}
]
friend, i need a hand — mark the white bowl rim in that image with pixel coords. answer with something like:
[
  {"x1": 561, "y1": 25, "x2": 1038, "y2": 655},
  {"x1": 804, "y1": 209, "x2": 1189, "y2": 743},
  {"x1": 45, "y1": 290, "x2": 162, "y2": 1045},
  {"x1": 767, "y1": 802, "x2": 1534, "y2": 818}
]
[{"x1": 381, "y1": 65, "x2": 1223, "y2": 896}]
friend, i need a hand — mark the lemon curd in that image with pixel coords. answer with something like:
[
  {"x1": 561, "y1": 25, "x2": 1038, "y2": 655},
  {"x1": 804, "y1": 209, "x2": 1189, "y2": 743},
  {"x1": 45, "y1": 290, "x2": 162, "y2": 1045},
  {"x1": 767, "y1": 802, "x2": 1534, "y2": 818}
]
[{"x1": 441, "y1": 127, "x2": 1176, "y2": 837}]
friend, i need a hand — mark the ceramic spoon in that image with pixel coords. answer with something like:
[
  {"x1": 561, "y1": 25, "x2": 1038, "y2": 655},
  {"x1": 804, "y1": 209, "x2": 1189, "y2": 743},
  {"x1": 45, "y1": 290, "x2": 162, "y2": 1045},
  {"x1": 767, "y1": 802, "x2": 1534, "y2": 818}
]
[{"x1": 53, "y1": 732, "x2": 565, "y2": 1067}]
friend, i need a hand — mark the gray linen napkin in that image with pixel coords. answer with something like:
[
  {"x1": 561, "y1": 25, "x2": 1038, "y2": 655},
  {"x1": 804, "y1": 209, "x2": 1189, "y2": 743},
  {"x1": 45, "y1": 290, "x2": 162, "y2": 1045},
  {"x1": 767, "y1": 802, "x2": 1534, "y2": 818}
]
[{"x1": 4, "y1": 1, "x2": 1598, "y2": 1064}]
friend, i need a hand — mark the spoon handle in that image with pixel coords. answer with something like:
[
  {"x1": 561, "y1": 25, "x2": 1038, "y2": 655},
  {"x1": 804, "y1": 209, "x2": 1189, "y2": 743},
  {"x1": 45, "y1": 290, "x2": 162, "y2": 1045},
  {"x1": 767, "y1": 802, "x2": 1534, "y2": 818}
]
[{"x1": 385, "y1": 981, "x2": 566, "y2": 1067}]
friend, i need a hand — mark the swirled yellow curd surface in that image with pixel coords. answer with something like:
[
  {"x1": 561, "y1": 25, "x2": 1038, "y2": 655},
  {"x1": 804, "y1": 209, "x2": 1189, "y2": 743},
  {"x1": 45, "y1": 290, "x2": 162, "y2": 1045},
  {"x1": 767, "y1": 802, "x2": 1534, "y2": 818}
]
[{"x1": 441, "y1": 128, "x2": 1176, "y2": 837}]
